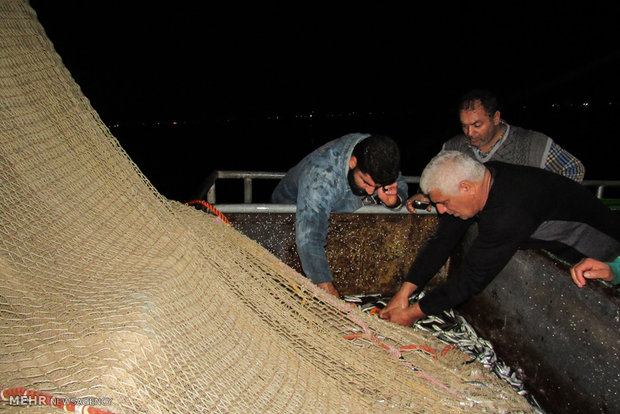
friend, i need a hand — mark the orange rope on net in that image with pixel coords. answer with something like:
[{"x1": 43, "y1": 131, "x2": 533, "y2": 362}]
[
  {"x1": 343, "y1": 333, "x2": 454, "y2": 359},
  {"x1": 185, "y1": 200, "x2": 231, "y2": 225},
  {"x1": 350, "y1": 307, "x2": 456, "y2": 359},
  {"x1": 1, "y1": 387, "x2": 117, "y2": 414}
]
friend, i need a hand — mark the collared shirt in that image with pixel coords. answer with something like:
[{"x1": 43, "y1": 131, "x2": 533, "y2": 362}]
[
  {"x1": 546, "y1": 142, "x2": 585, "y2": 182},
  {"x1": 471, "y1": 123, "x2": 511, "y2": 162}
]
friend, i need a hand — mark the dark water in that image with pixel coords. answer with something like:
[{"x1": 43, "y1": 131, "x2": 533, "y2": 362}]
[{"x1": 112, "y1": 102, "x2": 619, "y2": 203}]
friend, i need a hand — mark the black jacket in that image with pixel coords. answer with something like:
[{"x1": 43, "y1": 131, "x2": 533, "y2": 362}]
[{"x1": 407, "y1": 161, "x2": 620, "y2": 315}]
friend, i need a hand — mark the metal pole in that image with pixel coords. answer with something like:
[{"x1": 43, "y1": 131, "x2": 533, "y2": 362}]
[{"x1": 244, "y1": 177, "x2": 253, "y2": 203}]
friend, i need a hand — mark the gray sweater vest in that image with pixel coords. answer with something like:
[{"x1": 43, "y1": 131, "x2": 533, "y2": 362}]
[{"x1": 443, "y1": 125, "x2": 551, "y2": 168}]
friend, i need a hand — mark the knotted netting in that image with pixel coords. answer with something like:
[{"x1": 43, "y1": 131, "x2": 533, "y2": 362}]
[{"x1": 0, "y1": 1, "x2": 535, "y2": 412}]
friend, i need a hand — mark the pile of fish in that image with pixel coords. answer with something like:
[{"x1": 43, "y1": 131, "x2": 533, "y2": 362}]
[{"x1": 344, "y1": 292, "x2": 545, "y2": 413}]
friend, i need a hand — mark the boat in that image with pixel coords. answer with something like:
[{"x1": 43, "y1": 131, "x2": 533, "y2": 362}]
[
  {"x1": 195, "y1": 170, "x2": 620, "y2": 414},
  {"x1": 0, "y1": 2, "x2": 544, "y2": 413},
  {"x1": 1, "y1": 1, "x2": 618, "y2": 413}
]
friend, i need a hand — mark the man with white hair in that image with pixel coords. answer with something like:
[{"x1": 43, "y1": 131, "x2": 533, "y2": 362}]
[{"x1": 380, "y1": 151, "x2": 620, "y2": 326}]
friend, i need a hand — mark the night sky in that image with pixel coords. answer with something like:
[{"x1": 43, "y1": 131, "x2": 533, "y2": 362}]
[{"x1": 28, "y1": 1, "x2": 620, "y2": 200}]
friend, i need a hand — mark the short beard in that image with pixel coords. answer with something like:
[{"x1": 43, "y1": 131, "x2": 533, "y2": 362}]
[{"x1": 348, "y1": 168, "x2": 367, "y2": 196}]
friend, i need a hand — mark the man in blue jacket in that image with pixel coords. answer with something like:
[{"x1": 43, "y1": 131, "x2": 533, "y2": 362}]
[{"x1": 271, "y1": 133, "x2": 408, "y2": 297}]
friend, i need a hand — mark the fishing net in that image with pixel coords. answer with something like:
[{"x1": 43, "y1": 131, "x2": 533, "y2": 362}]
[{"x1": 0, "y1": 1, "x2": 535, "y2": 412}]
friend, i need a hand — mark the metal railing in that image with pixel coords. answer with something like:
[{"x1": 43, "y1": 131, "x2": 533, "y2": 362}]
[
  {"x1": 195, "y1": 170, "x2": 620, "y2": 205},
  {"x1": 195, "y1": 171, "x2": 287, "y2": 204},
  {"x1": 581, "y1": 179, "x2": 620, "y2": 198}
]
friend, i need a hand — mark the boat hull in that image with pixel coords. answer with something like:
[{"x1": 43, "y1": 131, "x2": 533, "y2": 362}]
[
  {"x1": 226, "y1": 211, "x2": 447, "y2": 295},
  {"x1": 223, "y1": 209, "x2": 620, "y2": 413}
]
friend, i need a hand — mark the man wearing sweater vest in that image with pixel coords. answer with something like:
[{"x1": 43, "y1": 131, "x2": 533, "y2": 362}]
[{"x1": 407, "y1": 89, "x2": 585, "y2": 212}]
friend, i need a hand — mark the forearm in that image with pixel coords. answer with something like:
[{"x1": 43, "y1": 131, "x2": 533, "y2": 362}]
[
  {"x1": 545, "y1": 143, "x2": 585, "y2": 183},
  {"x1": 605, "y1": 257, "x2": 620, "y2": 285},
  {"x1": 399, "y1": 281, "x2": 417, "y2": 296},
  {"x1": 418, "y1": 217, "x2": 529, "y2": 315},
  {"x1": 296, "y1": 240, "x2": 332, "y2": 284},
  {"x1": 395, "y1": 174, "x2": 409, "y2": 208},
  {"x1": 419, "y1": 249, "x2": 521, "y2": 316},
  {"x1": 381, "y1": 282, "x2": 417, "y2": 314},
  {"x1": 406, "y1": 216, "x2": 470, "y2": 287},
  {"x1": 295, "y1": 201, "x2": 332, "y2": 284}
]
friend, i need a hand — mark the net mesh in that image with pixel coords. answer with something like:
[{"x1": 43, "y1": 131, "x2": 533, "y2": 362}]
[{"x1": 0, "y1": 2, "x2": 535, "y2": 412}]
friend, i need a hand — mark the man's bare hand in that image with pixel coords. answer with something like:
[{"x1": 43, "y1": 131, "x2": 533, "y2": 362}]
[
  {"x1": 317, "y1": 281, "x2": 340, "y2": 297},
  {"x1": 379, "y1": 291, "x2": 409, "y2": 319},
  {"x1": 377, "y1": 182, "x2": 399, "y2": 207},
  {"x1": 379, "y1": 282, "x2": 425, "y2": 326},
  {"x1": 380, "y1": 301, "x2": 426, "y2": 326},
  {"x1": 570, "y1": 257, "x2": 614, "y2": 288},
  {"x1": 406, "y1": 193, "x2": 432, "y2": 213}
]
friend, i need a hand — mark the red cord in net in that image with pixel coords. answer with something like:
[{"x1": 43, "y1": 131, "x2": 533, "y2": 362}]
[{"x1": 185, "y1": 200, "x2": 231, "y2": 225}]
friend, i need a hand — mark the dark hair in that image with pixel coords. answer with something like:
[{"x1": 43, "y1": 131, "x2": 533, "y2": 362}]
[
  {"x1": 458, "y1": 89, "x2": 499, "y2": 118},
  {"x1": 352, "y1": 135, "x2": 400, "y2": 185}
]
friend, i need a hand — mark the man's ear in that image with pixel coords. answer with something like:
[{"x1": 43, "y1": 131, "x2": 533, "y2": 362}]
[
  {"x1": 492, "y1": 110, "x2": 501, "y2": 126},
  {"x1": 459, "y1": 180, "x2": 473, "y2": 193},
  {"x1": 349, "y1": 156, "x2": 357, "y2": 170}
]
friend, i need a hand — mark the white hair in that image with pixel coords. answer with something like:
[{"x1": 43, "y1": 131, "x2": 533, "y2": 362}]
[{"x1": 420, "y1": 151, "x2": 486, "y2": 196}]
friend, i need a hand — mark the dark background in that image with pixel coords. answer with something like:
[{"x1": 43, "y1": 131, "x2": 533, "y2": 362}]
[{"x1": 29, "y1": 1, "x2": 620, "y2": 202}]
